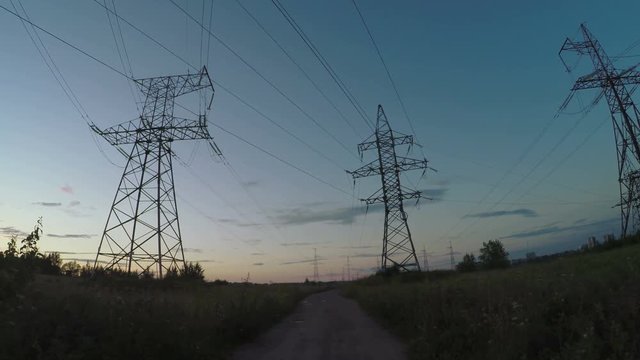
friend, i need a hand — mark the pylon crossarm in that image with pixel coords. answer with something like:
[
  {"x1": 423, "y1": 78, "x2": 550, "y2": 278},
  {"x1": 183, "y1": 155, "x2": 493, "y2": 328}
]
[
  {"x1": 134, "y1": 66, "x2": 213, "y2": 99},
  {"x1": 395, "y1": 156, "x2": 429, "y2": 171},
  {"x1": 391, "y1": 132, "x2": 413, "y2": 145},
  {"x1": 348, "y1": 159, "x2": 381, "y2": 178},
  {"x1": 572, "y1": 70, "x2": 640, "y2": 91},
  {"x1": 92, "y1": 118, "x2": 215, "y2": 146},
  {"x1": 357, "y1": 139, "x2": 377, "y2": 154},
  {"x1": 362, "y1": 190, "x2": 422, "y2": 206},
  {"x1": 90, "y1": 120, "x2": 140, "y2": 146}
]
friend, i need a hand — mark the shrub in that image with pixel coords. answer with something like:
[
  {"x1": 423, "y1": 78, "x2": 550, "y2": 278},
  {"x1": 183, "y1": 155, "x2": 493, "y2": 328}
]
[
  {"x1": 181, "y1": 262, "x2": 205, "y2": 281},
  {"x1": 456, "y1": 253, "x2": 477, "y2": 272},
  {"x1": 479, "y1": 239, "x2": 510, "y2": 269}
]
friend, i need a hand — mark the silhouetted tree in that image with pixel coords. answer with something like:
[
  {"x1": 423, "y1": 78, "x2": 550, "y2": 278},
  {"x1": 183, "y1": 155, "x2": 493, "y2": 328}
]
[
  {"x1": 4, "y1": 235, "x2": 18, "y2": 258},
  {"x1": 20, "y1": 217, "x2": 43, "y2": 260},
  {"x1": 61, "y1": 261, "x2": 81, "y2": 276},
  {"x1": 181, "y1": 262, "x2": 205, "y2": 281},
  {"x1": 456, "y1": 253, "x2": 477, "y2": 272},
  {"x1": 479, "y1": 239, "x2": 510, "y2": 269}
]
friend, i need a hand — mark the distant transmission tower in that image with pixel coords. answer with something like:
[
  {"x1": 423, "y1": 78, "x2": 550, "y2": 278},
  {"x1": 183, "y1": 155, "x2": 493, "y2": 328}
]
[
  {"x1": 560, "y1": 24, "x2": 640, "y2": 238},
  {"x1": 313, "y1": 248, "x2": 319, "y2": 282},
  {"x1": 92, "y1": 67, "x2": 222, "y2": 277},
  {"x1": 448, "y1": 241, "x2": 455, "y2": 270},
  {"x1": 422, "y1": 245, "x2": 429, "y2": 272},
  {"x1": 349, "y1": 105, "x2": 431, "y2": 272}
]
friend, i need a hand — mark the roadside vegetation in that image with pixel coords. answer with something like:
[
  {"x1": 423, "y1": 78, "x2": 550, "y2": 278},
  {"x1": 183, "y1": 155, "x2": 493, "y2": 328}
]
[
  {"x1": 345, "y1": 238, "x2": 640, "y2": 359},
  {"x1": 0, "y1": 219, "x2": 321, "y2": 359}
]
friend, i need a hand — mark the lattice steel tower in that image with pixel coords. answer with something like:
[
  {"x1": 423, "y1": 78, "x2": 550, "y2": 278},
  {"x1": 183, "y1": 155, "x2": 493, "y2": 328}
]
[
  {"x1": 91, "y1": 67, "x2": 221, "y2": 277},
  {"x1": 560, "y1": 24, "x2": 640, "y2": 238},
  {"x1": 349, "y1": 105, "x2": 430, "y2": 272}
]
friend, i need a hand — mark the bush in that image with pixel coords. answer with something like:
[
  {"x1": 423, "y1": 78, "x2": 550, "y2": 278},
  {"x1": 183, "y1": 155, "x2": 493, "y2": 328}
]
[
  {"x1": 456, "y1": 253, "x2": 477, "y2": 272},
  {"x1": 479, "y1": 239, "x2": 510, "y2": 269},
  {"x1": 181, "y1": 262, "x2": 205, "y2": 281}
]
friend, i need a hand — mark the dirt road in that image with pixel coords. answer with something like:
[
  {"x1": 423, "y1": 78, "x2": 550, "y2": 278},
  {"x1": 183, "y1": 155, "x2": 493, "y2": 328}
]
[{"x1": 232, "y1": 289, "x2": 407, "y2": 360}]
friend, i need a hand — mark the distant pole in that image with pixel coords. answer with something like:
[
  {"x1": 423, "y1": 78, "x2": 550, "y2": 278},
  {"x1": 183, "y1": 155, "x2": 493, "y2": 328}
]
[
  {"x1": 347, "y1": 256, "x2": 351, "y2": 281},
  {"x1": 313, "y1": 248, "x2": 319, "y2": 282},
  {"x1": 422, "y1": 245, "x2": 429, "y2": 272},
  {"x1": 449, "y1": 241, "x2": 455, "y2": 270}
]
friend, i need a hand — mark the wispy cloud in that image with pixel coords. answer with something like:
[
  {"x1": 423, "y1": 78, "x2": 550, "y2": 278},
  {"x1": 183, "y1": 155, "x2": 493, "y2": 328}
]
[
  {"x1": 217, "y1": 218, "x2": 262, "y2": 228},
  {"x1": 273, "y1": 189, "x2": 445, "y2": 227},
  {"x1": 464, "y1": 208, "x2": 538, "y2": 219},
  {"x1": 281, "y1": 257, "x2": 326, "y2": 265},
  {"x1": 60, "y1": 185, "x2": 74, "y2": 194},
  {"x1": 280, "y1": 241, "x2": 321, "y2": 247},
  {"x1": 47, "y1": 233, "x2": 94, "y2": 239},
  {"x1": 0, "y1": 226, "x2": 27, "y2": 237},
  {"x1": 253, "y1": 262, "x2": 264, "y2": 266},
  {"x1": 347, "y1": 253, "x2": 379, "y2": 258},
  {"x1": 336, "y1": 245, "x2": 377, "y2": 250},
  {"x1": 243, "y1": 239, "x2": 262, "y2": 246},
  {"x1": 243, "y1": 180, "x2": 260, "y2": 188},
  {"x1": 69, "y1": 200, "x2": 81, "y2": 207},
  {"x1": 251, "y1": 252, "x2": 265, "y2": 256},
  {"x1": 183, "y1": 248, "x2": 203, "y2": 253},
  {"x1": 418, "y1": 188, "x2": 448, "y2": 201},
  {"x1": 273, "y1": 206, "x2": 378, "y2": 226},
  {"x1": 32, "y1": 202, "x2": 62, "y2": 207},
  {"x1": 502, "y1": 218, "x2": 617, "y2": 240}
]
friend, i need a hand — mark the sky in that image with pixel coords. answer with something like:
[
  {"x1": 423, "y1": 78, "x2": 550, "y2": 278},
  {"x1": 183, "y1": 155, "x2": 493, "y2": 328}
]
[{"x1": 1, "y1": 0, "x2": 639, "y2": 282}]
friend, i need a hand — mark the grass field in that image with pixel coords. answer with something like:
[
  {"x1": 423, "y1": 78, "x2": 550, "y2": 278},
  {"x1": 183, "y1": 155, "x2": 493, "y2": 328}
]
[
  {"x1": 345, "y1": 244, "x2": 640, "y2": 360},
  {"x1": 0, "y1": 275, "x2": 319, "y2": 360}
]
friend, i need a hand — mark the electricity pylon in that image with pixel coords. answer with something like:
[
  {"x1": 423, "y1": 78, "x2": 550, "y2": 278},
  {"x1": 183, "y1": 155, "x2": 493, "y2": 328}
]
[
  {"x1": 349, "y1": 105, "x2": 430, "y2": 272},
  {"x1": 313, "y1": 248, "x2": 319, "y2": 282},
  {"x1": 91, "y1": 66, "x2": 222, "y2": 277},
  {"x1": 560, "y1": 24, "x2": 640, "y2": 238}
]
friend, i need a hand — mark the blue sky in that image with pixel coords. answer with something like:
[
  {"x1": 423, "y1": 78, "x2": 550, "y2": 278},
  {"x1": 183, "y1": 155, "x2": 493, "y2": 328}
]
[{"x1": 1, "y1": 0, "x2": 639, "y2": 282}]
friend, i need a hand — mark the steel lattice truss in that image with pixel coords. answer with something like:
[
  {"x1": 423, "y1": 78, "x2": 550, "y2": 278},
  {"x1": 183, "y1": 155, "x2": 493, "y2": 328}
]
[
  {"x1": 349, "y1": 105, "x2": 429, "y2": 272},
  {"x1": 91, "y1": 66, "x2": 222, "y2": 277},
  {"x1": 560, "y1": 24, "x2": 640, "y2": 238}
]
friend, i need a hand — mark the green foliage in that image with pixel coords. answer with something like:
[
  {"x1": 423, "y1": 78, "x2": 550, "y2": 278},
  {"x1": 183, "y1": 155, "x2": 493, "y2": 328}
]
[
  {"x1": 345, "y1": 243, "x2": 640, "y2": 360},
  {"x1": 0, "y1": 276, "x2": 319, "y2": 359},
  {"x1": 19, "y1": 217, "x2": 42, "y2": 260},
  {"x1": 4, "y1": 236, "x2": 18, "y2": 258},
  {"x1": 61, "y1": 261, "x2": 81, "y2": 276},
  {"x1": 479, "y1": 239, "x2": 510, "y2": 269},
  {"x1": 181, "y1": 262, "x2": 205, "y2": 281},
  {"x1": 0, "y1": 218, "x2": 58, "y2": 299},
  {"x1": 456, "y1": 253, "x2": 477, "y2": 272}
]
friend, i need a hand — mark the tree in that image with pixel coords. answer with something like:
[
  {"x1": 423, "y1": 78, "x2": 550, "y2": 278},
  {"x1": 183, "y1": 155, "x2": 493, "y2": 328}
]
[
  {"x1": 180, "y1": 262, "x2": 205, "y2": 281},
  {"x1": 61, "y1": 261, "x2": 81, "y2": 276},
  {"x1": 456, "y1": 253, "x2": 477, "y2": 272},
  {"x1": 4, "y1": 236, "x2": 18, "y2": 257},
  {"x1": 20, "y1": 217, "x2": 43, "y2": 259},
  {"x1": 479, "y1": 239, "x2": 510, "y2": 269}
]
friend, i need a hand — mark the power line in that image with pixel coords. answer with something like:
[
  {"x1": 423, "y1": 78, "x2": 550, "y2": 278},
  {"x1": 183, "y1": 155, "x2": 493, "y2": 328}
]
[
  {"x1": 209, "y1": 121, "x2": 352, "y2": 196},
  {"x1": 102, "y1": 0, "x2": 140, "y2": 112},
  {"x1": 351, "y1": 0, "x2": 420, "y2": 144},
  {"x1": 9, "y1": 0, "x2": 353, "y2": 203},
  {"x1": 168, "y1": 0, "x2": 358, "y2": 159},
  {"x1": 213, "y1": 81, "x2": 347, "y2": 171},
  {"x1": 8, "y1": 0, "x2": 123, "y2": 168},
  {"x1": 234, "y1": 0, "x2": 361, "y2": 137},
  {"x1": 205, "y1": 0, "x2": 213, "y2": 65},
  {"x1": 0, "y1": 4, "x2": 130, "y2": 79},
  {"x1": 271, "y1": 0, "x2": 374, "y2": 131},
  {"x1": 92, "y1": 0, "x2": 349, "y2": 172}
]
